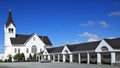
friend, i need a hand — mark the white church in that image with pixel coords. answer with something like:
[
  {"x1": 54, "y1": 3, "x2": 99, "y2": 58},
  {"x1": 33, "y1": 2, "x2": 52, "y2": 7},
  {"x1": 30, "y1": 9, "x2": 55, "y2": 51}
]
[
  {"x1": 0, "y1": 10, "x2": 52, "y2": 61},
  {"x1": 0, "y1": 10, "x2": 120, "y2": 65}
]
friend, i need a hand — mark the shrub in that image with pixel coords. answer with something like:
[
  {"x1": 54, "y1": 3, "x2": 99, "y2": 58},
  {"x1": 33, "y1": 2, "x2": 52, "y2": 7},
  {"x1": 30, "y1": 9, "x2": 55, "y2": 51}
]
[{"x1": 13, "y1": 53, "x2": 25, "y2": 62}]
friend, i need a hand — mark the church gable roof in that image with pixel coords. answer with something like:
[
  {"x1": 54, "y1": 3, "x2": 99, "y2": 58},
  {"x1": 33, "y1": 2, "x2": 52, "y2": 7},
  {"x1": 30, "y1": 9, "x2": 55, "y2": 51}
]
[
  {"x1": 66, "y1": 41, "x2": 101, "y2": 52},
  {"x1": 10, "y1": 34, "x2": 52, "y2": 45},
  {"x1": 104, "y1": 38, "x2": 120, "y2": 49},
  {"x1": 39, "y1": 36, "x2": 52, "y2": 45},
  {"x1": 10, "y1": 34, "x2": 30, "y2": 44},
  {"x1": 46, "y1": 46, "x2": 64, "y2": 53},
  {"x1": 6, "y1": 10, "x2": 15, "y2": 28}
]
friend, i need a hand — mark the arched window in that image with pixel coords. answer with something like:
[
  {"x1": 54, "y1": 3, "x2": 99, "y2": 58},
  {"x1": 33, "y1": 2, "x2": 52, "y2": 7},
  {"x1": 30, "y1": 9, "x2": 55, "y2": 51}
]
[
  {"x1": 26, "y1": 48, "x2": 29, "y2": 53},
  {"x1": 8, "y1": 28, "x2": 13, "y2": 33},
  {"x1": 101, "y1": 46, "x2": 108, "y2": 51},
  {"x1": 14, "y1": 48, "x2": 17, "y2": 53},
  {"x1": 64, "y1": 50, "x2": 68, "y2": 54},
  {"x1": 31, "y1": 45, "x2": 37, "y2": 53}
]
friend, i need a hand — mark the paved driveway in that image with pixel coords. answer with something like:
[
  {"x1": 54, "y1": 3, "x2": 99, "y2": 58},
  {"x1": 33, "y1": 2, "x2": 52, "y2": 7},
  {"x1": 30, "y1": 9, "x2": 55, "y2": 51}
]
[{"x1": 0, "y1": 62, "x2": 119, "y2": 68}]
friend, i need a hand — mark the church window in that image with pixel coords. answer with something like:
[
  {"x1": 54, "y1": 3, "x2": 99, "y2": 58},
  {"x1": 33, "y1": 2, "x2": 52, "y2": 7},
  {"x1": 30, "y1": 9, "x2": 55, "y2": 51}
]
[
  {"x1": 14, "y1": 48, "x2": 17, "y2": 53},
  {"x1": 26, "y1": 48, "x2": 29, "y2": 53},
  {"x1": 8, "y1": 28, "x2": 13, "y2": 33},
  {"x1": 64, "y1": 50, "x2": 68, "y2": 54},
  {"x1": 18, "y1": 48, "x2": 20, "y2": 53},
  {"x1": 31, "y1": 45, "x2": 37, "y2": 53},
  {"x1": 101, "y1": 46, "x2": 108, "y2": 51}
]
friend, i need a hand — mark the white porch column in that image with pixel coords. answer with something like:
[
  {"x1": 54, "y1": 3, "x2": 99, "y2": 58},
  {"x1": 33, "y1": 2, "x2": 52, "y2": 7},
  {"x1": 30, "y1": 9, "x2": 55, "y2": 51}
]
[
  {"x1": 70, "y1": 54, "x2": 73, "y2": 63},
  {"x1": 97, "y1": 53, "x2": 101, "y2": 64},
  {"x1": 63, "y1": 54, "x2": 66, "y2": 62},
  {"x1": 111, "y1": 52, "x2": 116, "y2": 65},
  {"x1": 44, "y1": 55, "x2": 46, "y2": 59},
  {"x1": 53, "y1": 54, "x2": 55, "y2": 62},
  {"x1": 41, "y1": 55, "x2": 44, "y2": 60},
  {"x1": 78, "y1": 53, "x2": 81, "y2": 63},
  {"x1": 12, "y1": 57, "x2": 14, "y2": 62},
  {"x1": 38, "y1": 55, "x2": 40, "y2": 62},
  {"x1": 36, "y1": 55, "x2": 38, "y2": 62},
  {"x1": 58, "y1": 54, "x2": 60, "y2": 62},
  {"x1": 87, "y1": 53, "x2": 90, "y2": 64},
  {"x1": 48, "y1": 55, "x2": 50, "y2": 60}
]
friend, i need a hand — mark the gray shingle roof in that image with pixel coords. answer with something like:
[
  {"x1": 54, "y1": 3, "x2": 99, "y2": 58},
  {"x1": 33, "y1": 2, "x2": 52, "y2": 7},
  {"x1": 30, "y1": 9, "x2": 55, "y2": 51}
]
[
  {"x1": 43, "y1": 38, "x2": 120, "y2": 54},
  {"x1": 104, "y1": 38, "x2": 120, "y2": 49},
  {"x1": 66, "y1": 41, "x2": 101, "y2": 52},
  {"x1": 10, "y1": 34, "x2": 52, "y2": 45},
  {"x1": 10, "y1": 34, "x2": 30, "y2": 44},
  {"x1": 46, "y1": 46, "x2": 64, "y2": 53},
  {"x1": 39, "y1": 36, "x2": 52, "y2": 45}
]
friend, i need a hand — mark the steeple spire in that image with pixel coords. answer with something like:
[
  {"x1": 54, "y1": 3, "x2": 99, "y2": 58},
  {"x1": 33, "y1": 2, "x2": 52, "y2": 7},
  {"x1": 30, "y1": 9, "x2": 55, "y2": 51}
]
[{"x1": 6, "y1": 9, "x2": 15, "y2": 28}]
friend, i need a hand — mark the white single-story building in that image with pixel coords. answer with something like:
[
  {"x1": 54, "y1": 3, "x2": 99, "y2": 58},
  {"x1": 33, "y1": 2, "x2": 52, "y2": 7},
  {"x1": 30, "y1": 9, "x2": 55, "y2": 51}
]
[{"x1": 37, "y1": 38, "x2": 120, "y2": 65}]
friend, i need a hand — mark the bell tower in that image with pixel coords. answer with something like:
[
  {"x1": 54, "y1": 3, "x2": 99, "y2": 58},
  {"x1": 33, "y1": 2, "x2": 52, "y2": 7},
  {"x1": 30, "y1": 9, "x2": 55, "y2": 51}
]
[{"x1": 4, "y1": 9, "x2": 16, "y2": 47}]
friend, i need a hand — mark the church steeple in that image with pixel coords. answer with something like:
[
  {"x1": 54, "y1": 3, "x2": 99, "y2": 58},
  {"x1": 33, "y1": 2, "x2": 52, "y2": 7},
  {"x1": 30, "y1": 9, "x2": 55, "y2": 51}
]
[
  {"x1": 6, "y1": 9, "x2": 15, "y2": 28},
  {"x1": 4, "y1": 9, "x2": 16, "y2": 39}
]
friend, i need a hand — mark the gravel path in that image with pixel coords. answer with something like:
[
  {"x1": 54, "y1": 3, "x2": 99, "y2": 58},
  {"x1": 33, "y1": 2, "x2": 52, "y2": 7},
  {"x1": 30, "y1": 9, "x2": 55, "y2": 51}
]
[{"x1": 0, "y1": 62, "x2": 120, "y2": 68}]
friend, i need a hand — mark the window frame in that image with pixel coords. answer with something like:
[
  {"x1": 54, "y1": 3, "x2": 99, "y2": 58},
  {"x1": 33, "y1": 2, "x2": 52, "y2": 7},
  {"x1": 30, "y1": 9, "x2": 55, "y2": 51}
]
[{"x1": 31, "y1": 45, "x2": 37, "y2": 53}]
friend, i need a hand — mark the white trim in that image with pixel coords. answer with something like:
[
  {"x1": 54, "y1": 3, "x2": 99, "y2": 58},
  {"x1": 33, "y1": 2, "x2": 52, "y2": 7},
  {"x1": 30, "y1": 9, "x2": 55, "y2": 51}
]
[
  {"x1": 62, "y1": 45, "x2": 71, "y2": 54},
  {"x1": 70, "y1": 54, "x2": 73, "y2": 63},
  {"x1": 78, "y1": 53, "x2": 81, "y2": 63},
  {"x1": 111, "y1": 52, "x2": 116, "y2": 64},
  {"x1": 63, "y1": 54, "x2": 66, "y2": 62},
  {"x1": 97, "y1": 52, "x2": 101, "y2": 64},
  {"x1": 43, "y1": 48, "x2": 49, "y2": 55},
  {"x1": 87, "y1": 53, "x2": 90, "y2": 64},
  {"x1": 95, "y1": 40, "x2": 114, "y2": 52}
]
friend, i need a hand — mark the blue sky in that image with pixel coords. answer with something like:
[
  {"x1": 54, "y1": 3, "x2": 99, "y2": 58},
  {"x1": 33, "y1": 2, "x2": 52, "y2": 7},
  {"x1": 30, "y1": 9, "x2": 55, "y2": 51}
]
[{"x1": 0, "y1": 0, "x2": 120, "y2": 52}]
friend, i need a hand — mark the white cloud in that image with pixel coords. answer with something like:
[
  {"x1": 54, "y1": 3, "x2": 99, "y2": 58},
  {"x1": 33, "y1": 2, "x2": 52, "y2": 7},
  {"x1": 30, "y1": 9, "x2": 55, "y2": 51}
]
[
  {"x1": 63, "y1": 40, "x2": 80, "y2": 44},
  {"x1": 108, "y1": 37, "x2": 115, "y2": 39},
  {"x1": 109, "y1": 11, "x2": 120, "y2": 16},
  {"x1": 99, "y1": 21, "x2": 109, "y2": 28},
  {"x1": 70, "y1": 40, "x2": 80, "y2": 44},
  {"x1": 80, "y1": 21, "x2": 95, "y2": 26},
  {"x1": 80, "y1": 21, "x2": 110, "y2": 28},
  {"x1": 79, "y1": 32, "x2": 102, "y2": 42}
]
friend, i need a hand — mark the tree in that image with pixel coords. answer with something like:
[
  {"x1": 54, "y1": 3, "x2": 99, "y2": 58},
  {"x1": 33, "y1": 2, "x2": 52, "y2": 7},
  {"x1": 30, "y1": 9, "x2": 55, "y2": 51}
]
[
  {"x1": 21, "y1": 53, "x2": 25, "y2": 62},
  {"x1": 33, "y1": 53, "x2": 36, "y2": 62},
  {"x1": 14, "y1": 53, "x2": 20, "y2": 61},
  {"x1": 29, "y1": 53, "x2": 32, "y2": 59},
  {"x1": 33, "y1": 53, "x2": 36, "y2": 59},
  {"x1": 13, "y1": 53, "x2": 25, "y2": 62},
  {"x1": 7, "y1": 54, "x2": 12, "y2": 62},
  {"x1": 28, "y1": 53, "x2": 33, "y2": 62}
]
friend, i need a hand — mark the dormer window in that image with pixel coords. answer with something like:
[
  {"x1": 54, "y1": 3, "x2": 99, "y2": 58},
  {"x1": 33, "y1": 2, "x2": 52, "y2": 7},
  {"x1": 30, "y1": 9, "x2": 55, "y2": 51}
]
[{"x1": 8, "y1": 28, "x2": 13, "y2": 33}]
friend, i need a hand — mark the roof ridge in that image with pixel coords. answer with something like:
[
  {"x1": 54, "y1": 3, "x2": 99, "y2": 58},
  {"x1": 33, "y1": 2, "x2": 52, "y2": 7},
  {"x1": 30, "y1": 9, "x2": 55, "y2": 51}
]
[
  {"x1": 47, "y1": 46, "x2": 64, "y2": 49},
  {"x1": 104, "y1": 37, "x2": 120, "y2": 40},
  {"x1": 66, "y1": 40, "x2": 101, "y2": 46},
  {"x1": 16, "y1": 34, "x2": 31, "y2": 36}
]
